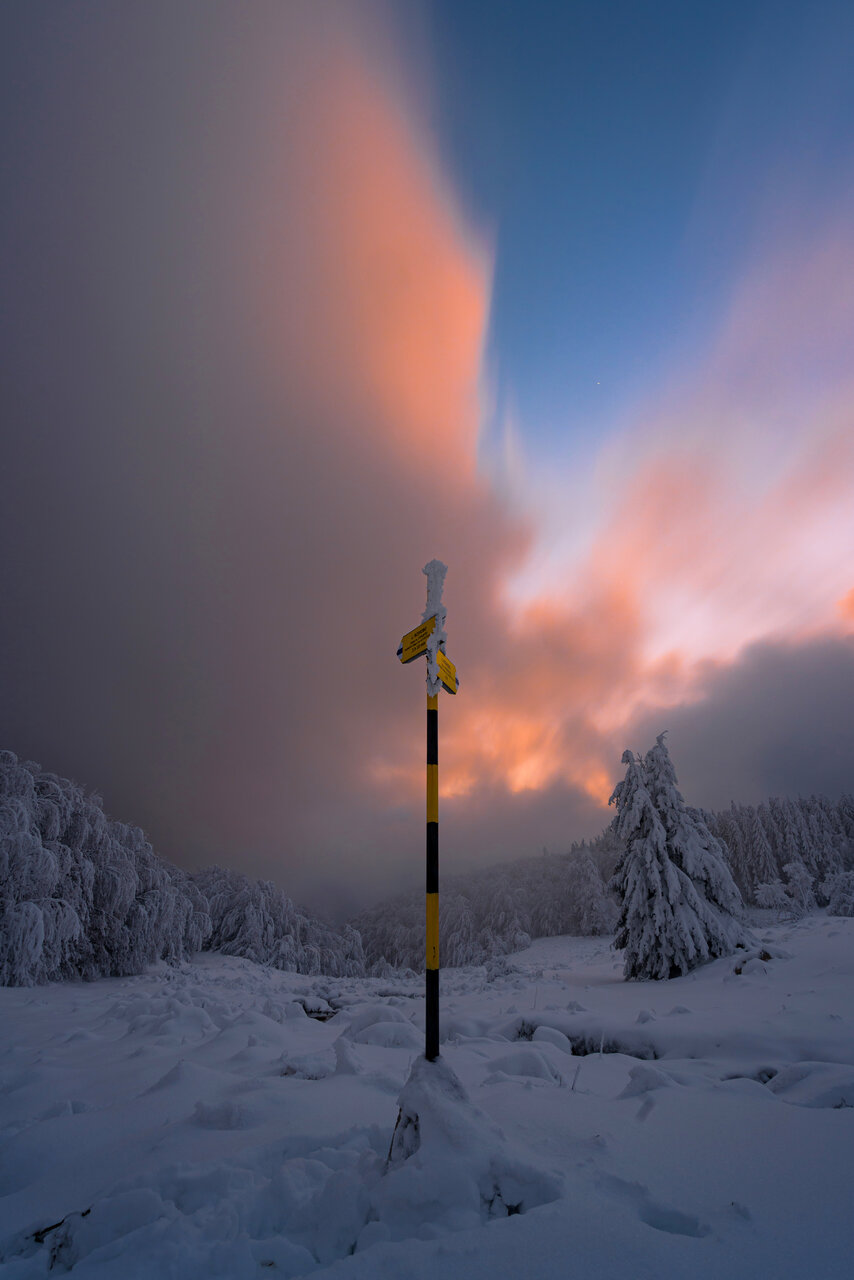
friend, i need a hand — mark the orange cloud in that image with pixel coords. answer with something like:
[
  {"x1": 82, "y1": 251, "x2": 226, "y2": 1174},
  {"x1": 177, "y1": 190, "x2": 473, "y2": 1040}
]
[
  {"x1": 371, "y1": 215, "x2": 854, "y2": 828},
  {"x1": 436, "y1": 214, "x2": 854, "y2": 823},
  {"x1": 252, "y1": 36, "x2": 490, "y2": 490},
  {"x1": 12, "y1": 0, "x2": 853, "y2": 916},
  {"x1": 225, "y1": 10, "x2": 854, "y2": 887}
]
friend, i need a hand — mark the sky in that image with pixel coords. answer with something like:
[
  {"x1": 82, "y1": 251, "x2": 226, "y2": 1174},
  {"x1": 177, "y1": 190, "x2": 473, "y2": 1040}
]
[{"x1": 1, "y1": 0, "x2": 853, "y2": 917}]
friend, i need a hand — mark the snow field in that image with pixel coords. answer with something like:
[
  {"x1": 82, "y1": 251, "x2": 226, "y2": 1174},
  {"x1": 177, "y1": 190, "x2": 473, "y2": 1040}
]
[{"x1": 1, "y1": 918, "x2": 853, "y2": 1278}]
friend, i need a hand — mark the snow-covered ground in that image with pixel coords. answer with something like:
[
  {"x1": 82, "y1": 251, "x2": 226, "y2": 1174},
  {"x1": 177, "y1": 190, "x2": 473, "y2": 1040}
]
[{"x1": 1, "y1": 916, "x2": 852, "y2": 1279}]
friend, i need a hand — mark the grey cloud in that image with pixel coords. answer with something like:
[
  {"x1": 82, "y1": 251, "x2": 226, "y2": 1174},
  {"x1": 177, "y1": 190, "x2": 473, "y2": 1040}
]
[{"x1": 627, "y1": 635, "x2": 854, "y2": 811}]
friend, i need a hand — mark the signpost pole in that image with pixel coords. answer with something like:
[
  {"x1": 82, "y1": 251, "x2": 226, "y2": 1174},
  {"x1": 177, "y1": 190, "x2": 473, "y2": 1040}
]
[
  {"x1": 397, "y1": 559, "x2": 456, "y2": 1064},
  {"x1": 425, "y1": 690, "x2": 439, "y2": 1061}
]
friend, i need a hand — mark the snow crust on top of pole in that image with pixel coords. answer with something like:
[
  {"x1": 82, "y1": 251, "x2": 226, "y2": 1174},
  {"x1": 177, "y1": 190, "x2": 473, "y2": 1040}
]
[{"x1": 422, "y1": 559, "x2": 447, "y2": 697}]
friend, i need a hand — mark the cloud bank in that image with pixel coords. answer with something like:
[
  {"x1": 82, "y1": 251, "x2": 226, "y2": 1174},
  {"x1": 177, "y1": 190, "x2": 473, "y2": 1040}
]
[{"x1": 1, "y1": 2, "x2": 852, "y2": 915}]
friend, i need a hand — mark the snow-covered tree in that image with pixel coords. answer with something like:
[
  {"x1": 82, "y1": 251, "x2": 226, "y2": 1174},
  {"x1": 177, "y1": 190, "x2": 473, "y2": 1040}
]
[
  {"x1": 609, "y1": 739, "x2": 747, "y2": 981},
  {"x1": 442, "y1": 893, "x2": 483, "y2": 968},
  {"x1": 194, "y1": 866, "x2": 366, "y2": 977},
  {"x1": 751, "y1": 809, "x2": 779, "y2": 894},
  {"x1": 0, "y1": 751, "x2": 210, "y2": 985},
  {"x1": 754, "y1": 880, "x2": 790, "y2": 916},
  {"x1": 821, "y1": 870, "x2": 854, "y2": 916},
  {"x1": 780, "y1": 860, "x2": 817, "y2": 918},
  {"x1": 564, "y1": 847, "x2": 617, "y2": 936},
  {"x1": 644, "y1": 735, "x2": 744, "y2": 927}
]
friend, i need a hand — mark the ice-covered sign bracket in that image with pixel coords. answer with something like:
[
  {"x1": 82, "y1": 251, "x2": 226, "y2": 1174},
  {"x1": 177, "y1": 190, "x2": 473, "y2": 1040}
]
[{"x1": 396, "y1": 560, "x2": 459, "y2": 1062}]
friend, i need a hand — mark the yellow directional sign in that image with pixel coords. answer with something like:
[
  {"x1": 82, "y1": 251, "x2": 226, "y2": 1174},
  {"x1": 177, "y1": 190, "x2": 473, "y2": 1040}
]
[
  {"x1": 436, "y1": 649, "x2": 458, "y2": 695},
  {"x1": 397, "y1": 614, "x2": 436, "y2": 664}
]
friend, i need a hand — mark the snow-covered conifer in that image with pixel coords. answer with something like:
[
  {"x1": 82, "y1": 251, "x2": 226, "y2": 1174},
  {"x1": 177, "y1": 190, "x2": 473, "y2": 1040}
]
[
  {"x1": 746, "y1": 807, "x2": 778, "y2": 898},
  {"x1": 610, "y1": 750, "x2": 715, "y2": 979},
  {"x1": 644, "y1": 735, "x2": 745, "y2": 929},
  {"x1": 610, "y1": 739, "x2": 747, "y2": 980}
]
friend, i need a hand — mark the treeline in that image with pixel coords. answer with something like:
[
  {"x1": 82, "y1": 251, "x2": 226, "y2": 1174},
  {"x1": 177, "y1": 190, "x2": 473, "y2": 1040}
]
[
  {"x1": 349, "y1": 792, "x2": 854, "y2": 972},
  {"x1": 700, "y1": 794, "x2": 854, "y2": 914},
  {"x1": 0, "y1": 752, "x2": 366, "y2": 986},
  {"x1": 195, "y1": 865, "x2": 366, "y2": 977},
  {"x1": 351, "y1": 842, "x2": 618, "y2": 973},
  {"x1": 3, "y1": 749, "x2": 853, "y2": 987}
]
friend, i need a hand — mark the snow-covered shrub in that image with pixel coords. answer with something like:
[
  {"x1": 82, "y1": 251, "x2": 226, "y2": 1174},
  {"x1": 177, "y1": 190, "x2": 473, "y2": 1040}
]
[
  {"x1": 193, "y1": 866, "x2": 366, "y2": 977},
  {"x1": 755, "y1": 880, "x2": 791, "y2": 915},
  {"x1": 781, "y1": 860, "x2": 817, "y2": 918},
  {"x1": 0, "y1": 751, "x2": 211, "y2": 985},
  {"x1": 609, "y1": 737, "x2": 747, "y2": 980},
  {"x1": 821, "y1": 870, "x2": 854, "y2": 916}
]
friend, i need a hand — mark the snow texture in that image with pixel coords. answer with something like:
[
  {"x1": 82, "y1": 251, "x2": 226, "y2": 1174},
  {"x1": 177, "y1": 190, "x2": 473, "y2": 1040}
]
[{"x1": 1, "y1": 921, "x2": 852, "y2": 1278}]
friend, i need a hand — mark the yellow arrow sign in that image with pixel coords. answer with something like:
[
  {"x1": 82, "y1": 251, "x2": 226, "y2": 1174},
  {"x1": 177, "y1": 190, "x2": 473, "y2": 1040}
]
[
  {"x1": 397, "y1": 614, "x2": 437, "y2": 664},
  {"x1": 436, "y1": 649, "x2": 458, "y2": 695}
]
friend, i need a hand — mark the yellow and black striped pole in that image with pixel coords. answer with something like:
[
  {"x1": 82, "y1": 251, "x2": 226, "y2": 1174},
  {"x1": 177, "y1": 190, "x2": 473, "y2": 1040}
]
[
  {"x1": 397, "y1": 559, "x2": 455, "y2": 1064},
  {"x1": 426, "y1": 690, "x2": 440, "y2": 1060}
]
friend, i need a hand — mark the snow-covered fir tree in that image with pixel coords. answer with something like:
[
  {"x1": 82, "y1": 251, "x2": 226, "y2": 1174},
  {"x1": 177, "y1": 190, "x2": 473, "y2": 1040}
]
[
  {"x1": 746, "y1": 807, "x2": 778, "y2": 897},
  {"x1": 703, "y1": 791, "x2": 853, "y2": 909},
  {"x1": 609, "y1": 738, "x2": 747, "y2": 980},
  {"x1": 644, "y1": 734, "x2": 745, "y2": 930}
]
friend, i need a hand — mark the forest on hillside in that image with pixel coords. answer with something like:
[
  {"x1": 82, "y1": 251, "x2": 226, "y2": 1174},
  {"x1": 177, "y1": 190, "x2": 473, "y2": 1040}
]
[{"x1": 2, "y1": 748, "x2": 853, "y2": 986}]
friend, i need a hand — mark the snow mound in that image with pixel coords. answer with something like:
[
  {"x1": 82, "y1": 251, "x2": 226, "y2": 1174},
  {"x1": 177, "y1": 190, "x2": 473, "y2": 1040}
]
[
  {"x1": 531, "y1": 1025, "x2": 574, "y2": 1055},
  {"x1": 379, "y1": 1055, "x2": 562, "y2": 1239},
  {"x1": 732, "y1": 945, "x2": 792, "y2": 975},
  {"x1": 618, "y1": 1064, "x2": 675, "y2": 1098},
  {"x1": 766, "y1": 1062, "x2": 854, "y2": 1109},
  {"x1": 351, "y1": 1020, "x2": 423, "y2": 1050},
  {"x1": 484, "y1": 1047, "x2": 564, "y2": 1083},
  {"x1": 344, "y1": 1003, "x2": 410, "y2": 1036},
  {"x1": 280, "y1": 1051, "x2": 334, "y2": 1080}
]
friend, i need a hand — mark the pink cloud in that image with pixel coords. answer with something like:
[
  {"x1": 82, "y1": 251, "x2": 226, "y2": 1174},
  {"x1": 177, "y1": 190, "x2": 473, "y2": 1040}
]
[
  {"x1": 210, "y1": 30, "x2": 854, "y2": 896},
  {"x1": 8, "y1": 1, "x2": 851, "y2": 913},
  {"x1": 407, "y1": 215, "x2": 854, "y2": 830}
]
